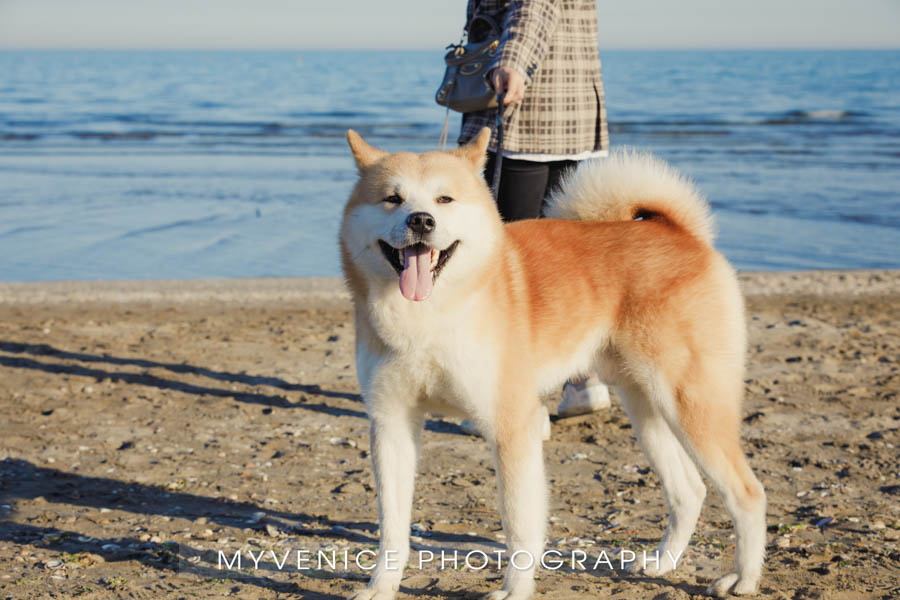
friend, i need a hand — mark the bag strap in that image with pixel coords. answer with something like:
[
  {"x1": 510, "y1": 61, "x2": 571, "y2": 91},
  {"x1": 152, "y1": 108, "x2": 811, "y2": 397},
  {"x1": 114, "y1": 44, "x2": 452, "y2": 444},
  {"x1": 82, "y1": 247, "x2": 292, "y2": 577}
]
[
  {"x1": 465, "y1": 0, "x2": 485, "y2": 34},
  {"x1": 467, "y1": 15, "x2": 502, "y2": 40},
  {"x1": 465, "y1": 0, "x2": 502, "y2": 42}
]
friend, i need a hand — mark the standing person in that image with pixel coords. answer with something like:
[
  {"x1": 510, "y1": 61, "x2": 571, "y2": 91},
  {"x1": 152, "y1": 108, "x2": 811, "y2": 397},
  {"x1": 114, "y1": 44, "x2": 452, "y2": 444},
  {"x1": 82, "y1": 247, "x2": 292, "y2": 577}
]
[{"x1": 460, "y1": 0, "x2": 611, "y2": 418}]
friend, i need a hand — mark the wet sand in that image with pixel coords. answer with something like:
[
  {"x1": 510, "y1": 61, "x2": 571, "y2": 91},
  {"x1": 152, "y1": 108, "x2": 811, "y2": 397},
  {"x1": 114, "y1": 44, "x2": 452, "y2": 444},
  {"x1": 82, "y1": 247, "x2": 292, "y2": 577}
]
[{"x1": 0, "y1": 271, "x2": 897, "y2": 599}]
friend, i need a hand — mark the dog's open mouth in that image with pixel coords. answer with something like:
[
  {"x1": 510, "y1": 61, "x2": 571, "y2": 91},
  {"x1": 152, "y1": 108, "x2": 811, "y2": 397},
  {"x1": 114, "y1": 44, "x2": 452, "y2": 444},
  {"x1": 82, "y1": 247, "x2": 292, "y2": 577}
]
[{"x1": 378, "y1": 240, "x2": 459, "y2": 302}]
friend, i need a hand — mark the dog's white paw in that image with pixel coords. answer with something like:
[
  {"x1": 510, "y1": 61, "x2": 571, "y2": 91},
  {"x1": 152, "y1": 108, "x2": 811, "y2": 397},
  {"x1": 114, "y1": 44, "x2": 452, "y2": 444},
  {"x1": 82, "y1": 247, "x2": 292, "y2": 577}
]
[
  {"x1": 482, "y1": 591, "x2": 532, "y2": 600},
  {"x1": 705, "y1": 572, "x2": 758, "y2": 597},
  {"x1": 481, "y1": 586, "x2": 534, "y2": 600},
  {"x1": 347, "y1": 587, "x2": 397, "y2": 600},
  {"x1": 628, "y1": 559, "x2": 672, "y2": 577}
]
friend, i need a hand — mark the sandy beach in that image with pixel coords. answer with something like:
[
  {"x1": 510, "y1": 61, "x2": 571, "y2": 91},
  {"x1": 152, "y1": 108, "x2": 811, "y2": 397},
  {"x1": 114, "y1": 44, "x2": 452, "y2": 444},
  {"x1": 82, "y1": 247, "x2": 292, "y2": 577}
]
[{"x1": 0, "y1": 271, "x2": 897, "y2": 599}]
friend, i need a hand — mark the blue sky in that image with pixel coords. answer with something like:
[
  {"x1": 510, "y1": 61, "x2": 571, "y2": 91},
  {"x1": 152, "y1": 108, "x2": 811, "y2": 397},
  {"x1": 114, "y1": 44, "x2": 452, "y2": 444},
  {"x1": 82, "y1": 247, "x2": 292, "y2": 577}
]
[{"x1": 1, "y1": 0, "x2": 898, "y2": 50}]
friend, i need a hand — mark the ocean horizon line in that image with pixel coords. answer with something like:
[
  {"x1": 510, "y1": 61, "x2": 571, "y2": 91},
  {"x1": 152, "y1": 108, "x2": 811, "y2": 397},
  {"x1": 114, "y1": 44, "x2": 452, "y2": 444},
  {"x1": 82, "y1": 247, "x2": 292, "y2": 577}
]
[{"x1": 2, "y1": 46, "x2": 899, "y2": 53}]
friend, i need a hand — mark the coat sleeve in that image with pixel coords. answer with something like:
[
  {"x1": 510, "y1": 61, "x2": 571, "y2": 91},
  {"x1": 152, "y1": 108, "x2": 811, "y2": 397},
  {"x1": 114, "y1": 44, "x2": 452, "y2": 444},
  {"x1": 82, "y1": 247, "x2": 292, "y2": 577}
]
[{"x1": 491, "y1": 0, "x2": 562, "y2": 84}]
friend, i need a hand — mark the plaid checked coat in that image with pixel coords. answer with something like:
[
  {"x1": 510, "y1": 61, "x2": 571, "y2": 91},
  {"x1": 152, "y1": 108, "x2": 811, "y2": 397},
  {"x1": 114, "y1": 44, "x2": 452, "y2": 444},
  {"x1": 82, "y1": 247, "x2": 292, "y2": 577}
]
[{"x1": 458, "y1": 0, "x2": 609, "y2": 157}]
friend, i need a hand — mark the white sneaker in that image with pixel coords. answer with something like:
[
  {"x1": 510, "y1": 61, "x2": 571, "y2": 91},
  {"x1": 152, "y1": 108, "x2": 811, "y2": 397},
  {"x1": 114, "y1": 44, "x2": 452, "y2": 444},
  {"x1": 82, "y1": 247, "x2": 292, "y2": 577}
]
[
  {"x1": 459, "y1": 418, "x2": 480, "y2": 436},
  {"x1": 460, "y1": 405, "x2": 551, "y2": 442},
  {"x1": 558, "y1": 375, "x2": 611, "y2": 418}
]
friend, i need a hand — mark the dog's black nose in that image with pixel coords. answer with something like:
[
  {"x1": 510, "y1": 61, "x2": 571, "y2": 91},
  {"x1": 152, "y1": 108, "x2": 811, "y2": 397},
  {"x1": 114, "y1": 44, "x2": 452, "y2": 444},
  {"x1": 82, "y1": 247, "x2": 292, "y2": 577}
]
[{"x1": 407, "y1": 212, "x2": 436, "y2": 235}]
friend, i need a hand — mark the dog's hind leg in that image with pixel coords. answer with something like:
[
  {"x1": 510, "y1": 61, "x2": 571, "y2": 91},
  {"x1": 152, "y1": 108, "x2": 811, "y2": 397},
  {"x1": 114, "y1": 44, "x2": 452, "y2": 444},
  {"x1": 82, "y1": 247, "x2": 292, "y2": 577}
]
[
  {"x1": 665, "y1": 375, "x2": 766, "y2": 598},
  {"x1": 617, "y1": 381, "x2": 706, "y2": 576},
  {"x1": 350, "y1": 403, "x2": 425, "y2": 600},
  {"x1": 485, "y1": 398, "x2": 547, "y2": 600}
]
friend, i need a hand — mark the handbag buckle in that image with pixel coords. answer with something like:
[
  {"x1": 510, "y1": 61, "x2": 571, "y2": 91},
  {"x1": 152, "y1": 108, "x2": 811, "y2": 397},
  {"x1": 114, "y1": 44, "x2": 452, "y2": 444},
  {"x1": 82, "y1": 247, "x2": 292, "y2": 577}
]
[
  {"x1": 437, "y1": 81, "x2": 453, "y2": 101},
  {"x1": 459, "y1": 62, "x2": 483, "y2": 76}
]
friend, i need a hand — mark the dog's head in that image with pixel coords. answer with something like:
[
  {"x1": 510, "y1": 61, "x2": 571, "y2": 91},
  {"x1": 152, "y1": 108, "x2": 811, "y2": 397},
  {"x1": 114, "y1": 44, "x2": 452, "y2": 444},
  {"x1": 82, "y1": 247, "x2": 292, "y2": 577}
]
[{"x1": 340, "y1": 128, "x2": 502, "y2": 302}]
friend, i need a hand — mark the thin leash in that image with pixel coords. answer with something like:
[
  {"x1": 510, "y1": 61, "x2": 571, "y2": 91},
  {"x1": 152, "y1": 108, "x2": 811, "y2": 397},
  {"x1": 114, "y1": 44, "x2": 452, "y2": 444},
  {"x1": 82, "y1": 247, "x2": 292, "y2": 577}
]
[
  {"x1": 437, "y1": 93, "x2": 452, "y2": 150},
  {"x1": 491, "y1": 91, "x2": 505, "y2": 201},
  {"x1": 438, "y1": 91, "x2": 505, "y2": 201}
]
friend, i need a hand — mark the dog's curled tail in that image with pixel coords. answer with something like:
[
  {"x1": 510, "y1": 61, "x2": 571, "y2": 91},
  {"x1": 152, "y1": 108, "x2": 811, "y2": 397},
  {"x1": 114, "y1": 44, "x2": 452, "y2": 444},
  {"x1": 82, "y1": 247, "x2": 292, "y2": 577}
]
[{"x1": 544, "y1": 149, "x2": 715, "y2": 245}]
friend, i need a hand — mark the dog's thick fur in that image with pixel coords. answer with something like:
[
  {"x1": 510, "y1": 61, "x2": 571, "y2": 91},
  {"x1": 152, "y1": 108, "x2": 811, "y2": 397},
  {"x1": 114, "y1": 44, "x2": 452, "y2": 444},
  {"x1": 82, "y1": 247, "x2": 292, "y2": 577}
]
[{"x1": 340, "y1": 128, "x2": 766, "y2": 599}]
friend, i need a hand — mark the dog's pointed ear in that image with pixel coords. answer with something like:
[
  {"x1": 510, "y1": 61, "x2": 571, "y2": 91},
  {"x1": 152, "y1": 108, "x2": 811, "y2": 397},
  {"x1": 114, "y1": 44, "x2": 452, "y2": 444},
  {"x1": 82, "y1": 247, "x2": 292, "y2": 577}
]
[
  {"x1": 453, "y1": 127, "x2": 491, "y2": 172},
  {"x1": 347, "y1": 130, "x2": 388, "y2": 171}
]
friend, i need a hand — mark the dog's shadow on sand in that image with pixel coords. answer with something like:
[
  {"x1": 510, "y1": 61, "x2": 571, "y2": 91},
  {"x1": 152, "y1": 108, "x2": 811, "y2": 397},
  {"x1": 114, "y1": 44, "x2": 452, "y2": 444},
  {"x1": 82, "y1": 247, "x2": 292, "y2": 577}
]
[
  {"x1": 0, "y1": 339, "x2": 362, "y2": 415},
  {"x1": 0, "y1": 340, "x2": 469, "y2": 434},
  {"x1": 0, "y1": 458, "x2": 494, "y2": 598},
  {"x1": 0, "y1": 340, "x2": 481, "y2": 596},
  {"x1": 0, "y1": 341, "x2": 702, "y2": 596}
]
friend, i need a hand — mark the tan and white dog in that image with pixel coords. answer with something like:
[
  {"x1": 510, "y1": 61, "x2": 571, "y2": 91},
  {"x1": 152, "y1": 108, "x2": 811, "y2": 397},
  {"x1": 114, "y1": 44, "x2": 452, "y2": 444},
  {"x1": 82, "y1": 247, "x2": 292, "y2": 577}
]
[{"x1": 340, "y1": 128, "x2": 766, "y2": 599}]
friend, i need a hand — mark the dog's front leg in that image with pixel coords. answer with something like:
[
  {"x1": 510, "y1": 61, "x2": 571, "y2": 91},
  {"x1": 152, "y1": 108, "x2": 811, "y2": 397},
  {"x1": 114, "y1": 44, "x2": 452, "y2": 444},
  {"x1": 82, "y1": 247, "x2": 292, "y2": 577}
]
[
  {"x1": 350, "y1": 403, "x2": 423, "y2": 600},
  {"x1": 486, "y1": 404, "x2": 547, "y2": 600}
]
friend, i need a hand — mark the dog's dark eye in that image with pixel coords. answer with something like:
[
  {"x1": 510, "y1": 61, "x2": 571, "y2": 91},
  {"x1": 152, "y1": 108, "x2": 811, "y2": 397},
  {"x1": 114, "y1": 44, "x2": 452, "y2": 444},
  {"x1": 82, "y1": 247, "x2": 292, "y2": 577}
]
[
  {"x1": 383, "y1": 194, "x2": 403, "y2": 204},
  {"x1": 436, "y1": 195, "x2": 454, "y2": 204}
]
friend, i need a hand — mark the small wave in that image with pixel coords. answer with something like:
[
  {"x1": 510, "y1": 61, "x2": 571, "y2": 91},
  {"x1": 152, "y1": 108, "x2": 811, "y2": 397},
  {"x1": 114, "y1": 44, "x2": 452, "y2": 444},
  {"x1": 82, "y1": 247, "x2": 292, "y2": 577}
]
[
  {"x1": 71, "y1": 131, "x2": 183, "y2": 141},
  {"x1": 99, "y1": 115, "x2": 284, "y2": 130},
  {"x1": 287, "y1": 110, "x2": 379, "y2": 119},
  {"x1": 2, "y1": 224, "x2": 52, "y2": 236},
  {"x1": 613, "y1": 111, "x2": 868, "y2": 131},
  {"x1": 154, "y1": 119, "x2": 283, "y2": 129},
  {"x1": 6, "y1": 119, "x2": 76, "y2": 127},
  {"x1": 838, "y1": 213, "x2": 900, "y2": 228},
  {"x1": 118, "y1": 215, "x2": 222, "y2": 239},
  {"x1": 72, "y1": 128, "x2": 300, "y2": 141},
  {"x1": 4, "y1": 115, "x2": 438, "y2": 144},
  {"x1": 614, "y1": 119, "x2": 738, "y2": 127},
  {"x1": 763, "y1": 109, "x2": 867, "y2": 125},
  {"x1": 113, "y1": 113, "x2": 173, "y2": 124},
  {"x1": 806, "y1": 110, "x2": 849, "y2": 119},
  {"x1": 192, "y1": 101, "x2": 225, "y2": 109},
  {"x1": 190, "y1": 232, "x2": 242, "y2": 253},
  {"x1": 0, "y1": 133, "x2": 40, "y2": 141},
  {"x1": 610, "y1": 125, "x2": 731, "y2": 137}
]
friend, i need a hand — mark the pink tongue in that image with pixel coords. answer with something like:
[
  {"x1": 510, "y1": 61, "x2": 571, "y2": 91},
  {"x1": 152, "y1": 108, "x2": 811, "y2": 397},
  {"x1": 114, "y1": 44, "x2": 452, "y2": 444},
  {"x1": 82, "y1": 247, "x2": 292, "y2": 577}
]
[{"x1": 399, "y1": 245, "x2": 434, "y2": 301}]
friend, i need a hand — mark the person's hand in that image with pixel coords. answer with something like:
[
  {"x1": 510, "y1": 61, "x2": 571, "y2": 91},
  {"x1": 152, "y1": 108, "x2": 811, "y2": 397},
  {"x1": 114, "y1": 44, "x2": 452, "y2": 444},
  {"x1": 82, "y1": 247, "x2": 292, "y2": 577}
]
[{"x1": 491, "y1": 66, "x2": 526, "y2": 105}]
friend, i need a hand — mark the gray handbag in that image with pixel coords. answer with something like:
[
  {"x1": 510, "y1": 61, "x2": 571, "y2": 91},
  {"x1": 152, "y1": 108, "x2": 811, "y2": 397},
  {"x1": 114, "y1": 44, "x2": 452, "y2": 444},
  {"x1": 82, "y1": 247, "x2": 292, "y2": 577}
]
[{"x1": 435, "y1": 14, "x2": 501, "y2": 113}]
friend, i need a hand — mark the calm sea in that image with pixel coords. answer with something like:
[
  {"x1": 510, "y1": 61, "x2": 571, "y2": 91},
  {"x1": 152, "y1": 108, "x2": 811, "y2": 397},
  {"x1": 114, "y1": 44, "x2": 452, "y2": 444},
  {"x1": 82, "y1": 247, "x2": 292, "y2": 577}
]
[{"x1": 1, "y1": 50, "x2": 898, "y2": 281}]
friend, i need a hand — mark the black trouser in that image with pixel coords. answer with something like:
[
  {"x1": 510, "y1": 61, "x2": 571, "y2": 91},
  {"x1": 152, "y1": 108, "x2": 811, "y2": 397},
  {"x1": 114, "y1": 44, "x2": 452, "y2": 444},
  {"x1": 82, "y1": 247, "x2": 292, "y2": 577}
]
[{"x1": 484, "y1": 152, "x2": 578, "y2": 222}]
